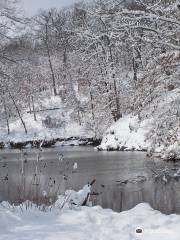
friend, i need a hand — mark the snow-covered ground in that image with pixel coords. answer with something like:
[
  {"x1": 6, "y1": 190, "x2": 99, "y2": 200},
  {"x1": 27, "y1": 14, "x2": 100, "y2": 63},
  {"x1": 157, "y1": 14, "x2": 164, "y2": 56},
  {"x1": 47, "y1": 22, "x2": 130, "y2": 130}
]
[
  {"x1": 0, "y1": 96, "x2": 93, "y2": 145},
  {"x1": 98, "y1": 115, "x2": 152, "y2": 151},
  {"x1": 0, "y1": 113, "x2": 89, "y2": 143},
  {"x1": 1, "y1": 201, "x2": 180, "y2": 240}
]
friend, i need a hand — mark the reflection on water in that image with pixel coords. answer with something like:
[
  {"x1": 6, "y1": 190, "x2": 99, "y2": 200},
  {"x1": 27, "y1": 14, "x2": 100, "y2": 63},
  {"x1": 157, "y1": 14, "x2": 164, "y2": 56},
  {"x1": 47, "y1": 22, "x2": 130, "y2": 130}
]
[{"x1": 0, "y1": 146, "x2": 180, "y2": 214}]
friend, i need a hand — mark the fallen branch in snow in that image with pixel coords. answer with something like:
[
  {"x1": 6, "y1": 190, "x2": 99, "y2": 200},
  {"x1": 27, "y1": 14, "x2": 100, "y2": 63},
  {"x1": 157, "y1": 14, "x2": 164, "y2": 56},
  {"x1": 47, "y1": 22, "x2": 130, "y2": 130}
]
[
  {"x1": 27, "y1": 107, "x2": 62, "y2": 113},
  {"x1": 57, "y1": 179, "x2": 96, "y2": 210},
  {"x1": 82, "y1": 179, "x2": 96, "y2": 206}
]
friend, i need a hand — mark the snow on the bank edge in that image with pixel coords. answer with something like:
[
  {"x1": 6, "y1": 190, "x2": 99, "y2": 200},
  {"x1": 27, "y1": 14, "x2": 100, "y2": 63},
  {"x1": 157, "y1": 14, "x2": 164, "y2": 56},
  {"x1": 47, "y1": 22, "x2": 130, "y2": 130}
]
[
  {"x1": 0, "y1": 202, "x2": 180, "y2": 240},
  {"x1": 98, "y1": 114, "x2": 180, "y2": 160},
  {"x1": 0, "y1": 96, "x2": 93, "y2": 144},
  {"x1": 98, "y1": 115, "x2": 152, "y2": 151}
]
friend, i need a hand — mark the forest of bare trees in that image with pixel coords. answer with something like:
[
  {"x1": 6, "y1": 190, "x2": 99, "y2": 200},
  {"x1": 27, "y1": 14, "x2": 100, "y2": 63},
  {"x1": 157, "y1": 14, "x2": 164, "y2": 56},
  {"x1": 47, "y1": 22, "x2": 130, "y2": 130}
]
[{"x1": 0, "y1": 0, "x2": 179, "y2": 148}]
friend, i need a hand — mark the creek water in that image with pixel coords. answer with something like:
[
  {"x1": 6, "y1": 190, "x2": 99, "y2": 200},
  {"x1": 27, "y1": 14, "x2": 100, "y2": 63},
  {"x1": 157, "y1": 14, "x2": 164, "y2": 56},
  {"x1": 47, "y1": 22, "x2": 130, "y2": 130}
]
[{"x1": 0, "y1": 146, "x2": 180, "y2": 214}]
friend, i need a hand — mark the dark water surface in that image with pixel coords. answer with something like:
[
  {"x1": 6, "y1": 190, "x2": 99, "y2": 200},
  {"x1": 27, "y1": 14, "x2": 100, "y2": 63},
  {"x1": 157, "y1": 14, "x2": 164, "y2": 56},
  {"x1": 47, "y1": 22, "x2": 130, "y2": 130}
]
[{"x1": 0, "y1": 146, "x2": 180, "y2": 214}]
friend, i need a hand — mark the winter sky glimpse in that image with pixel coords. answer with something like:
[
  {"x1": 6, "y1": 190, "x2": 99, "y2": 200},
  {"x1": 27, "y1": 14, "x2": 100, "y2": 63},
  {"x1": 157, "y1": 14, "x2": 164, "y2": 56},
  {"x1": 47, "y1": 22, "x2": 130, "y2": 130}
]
[{"x1": 22, "y1": 0, "x2": 78, "y2": 15}]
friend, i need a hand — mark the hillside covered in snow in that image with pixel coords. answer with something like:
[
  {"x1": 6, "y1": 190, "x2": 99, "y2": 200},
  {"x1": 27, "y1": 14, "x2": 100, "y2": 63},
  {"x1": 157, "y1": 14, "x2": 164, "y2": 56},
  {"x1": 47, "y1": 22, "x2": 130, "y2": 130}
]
[{"x1": 99, "y1": 48, "x2": 180, "y2": 160}]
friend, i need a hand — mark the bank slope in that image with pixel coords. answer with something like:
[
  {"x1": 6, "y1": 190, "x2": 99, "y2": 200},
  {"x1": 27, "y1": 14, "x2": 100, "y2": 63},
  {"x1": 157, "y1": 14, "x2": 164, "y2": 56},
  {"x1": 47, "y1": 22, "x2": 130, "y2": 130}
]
[{"x1": 98, "y1": 115, "x2": 152, "y2": 151}]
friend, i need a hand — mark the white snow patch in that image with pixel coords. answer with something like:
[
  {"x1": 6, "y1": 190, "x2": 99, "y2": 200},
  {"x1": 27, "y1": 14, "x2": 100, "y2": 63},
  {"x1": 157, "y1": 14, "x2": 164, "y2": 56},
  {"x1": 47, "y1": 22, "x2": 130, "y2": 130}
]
[
  {"x1": 0, "y1": 202, "x2": 180, "y2": 240},
  {"x1": 99, "y1": 115, "x2": 152, "y2": 151}
]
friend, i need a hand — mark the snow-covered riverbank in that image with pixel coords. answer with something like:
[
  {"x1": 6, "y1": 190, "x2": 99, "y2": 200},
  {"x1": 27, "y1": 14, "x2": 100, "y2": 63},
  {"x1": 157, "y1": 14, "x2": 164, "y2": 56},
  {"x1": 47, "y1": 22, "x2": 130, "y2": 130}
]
[
  {"x1": 0, "y1": 113, "x2": 91, "y2": 144},
  {"x1": 98, "y1": 115, "x2": 152, "y2": 151},
  {"x1": 0, "y1": 96, "x2": 98, "y2": 148},
  {"x1": 98, "y1": 88, "x2": 180, "y2": 161},
  {"x1": 1, "y1": 202, "x2": 180, "y2": 240}
]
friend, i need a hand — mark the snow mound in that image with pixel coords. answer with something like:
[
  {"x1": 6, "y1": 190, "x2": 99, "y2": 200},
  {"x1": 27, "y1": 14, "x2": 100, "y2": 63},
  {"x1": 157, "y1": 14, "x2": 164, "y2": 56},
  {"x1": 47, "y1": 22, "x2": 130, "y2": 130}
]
[
  {"x1": 0, "y1": 202, "x2": 180, "y2": 240},
  {"x1": 98, "y1": 115, "x2": 152, "y2": 151}
]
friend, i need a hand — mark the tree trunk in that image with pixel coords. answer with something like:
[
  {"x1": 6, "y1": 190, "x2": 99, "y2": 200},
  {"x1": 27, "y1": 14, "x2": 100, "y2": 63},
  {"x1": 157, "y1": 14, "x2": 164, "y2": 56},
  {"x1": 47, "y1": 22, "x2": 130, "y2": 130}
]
[
  {"x1": 8, "y1": 89, "x2": 28, "y2": 134},
  {"x1": 28, "y1": 96, "x2": 32, "y2": 113},
  {"x1": 2, "y1": 95, "x2": 10, "y2": 135},
  {"x1": 109, "y1": 46, "x2": 122, "y2": 121},
  {"x1": 45, "y1": 24, "x2": 57, "y2": 96},
  {"x1": 31, "y1": 95, "x2": 37, "y2": 121},
  {"x1": 132, "y1": 47, "x2": 138, "y2": 88},
  {"x1": 87, "y1": 80, "x2": 95, "y2": 120}
]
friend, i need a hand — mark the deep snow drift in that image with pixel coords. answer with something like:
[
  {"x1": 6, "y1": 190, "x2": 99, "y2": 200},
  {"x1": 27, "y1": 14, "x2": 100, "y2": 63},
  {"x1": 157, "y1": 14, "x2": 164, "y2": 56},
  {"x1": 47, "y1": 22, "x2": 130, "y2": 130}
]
[{"x1": 1, "y1": 202, "x2": 180, "y2": 240}]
